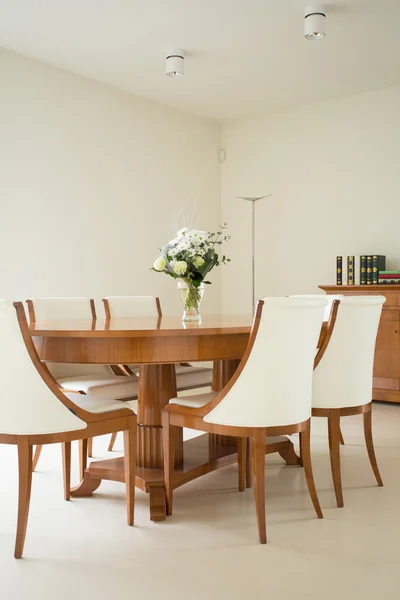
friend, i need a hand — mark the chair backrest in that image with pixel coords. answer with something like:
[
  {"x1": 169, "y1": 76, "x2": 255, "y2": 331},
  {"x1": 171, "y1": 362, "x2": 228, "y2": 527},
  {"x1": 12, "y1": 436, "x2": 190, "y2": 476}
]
[
  {"x1": 204, "y1": 296, "x2": 328, "y2": 428},
  {"x1": 26, "y1": 297, "x2": 96, "y2": 322},
  {"x1": 291, "y1": 294, "x2": 343, "y2": 322},
  {"x1": 0, "y1": 300, "x2": 86, "y2": 435},
  {"x1": 103, "y1": 296, "x2": 162, "y2": 319},
  {"x1": 312, "y1": 295, "x2": 385, "y2": 409},
  {"x1": 26, "y1": 297, "x2": 111, "y2": 380}
]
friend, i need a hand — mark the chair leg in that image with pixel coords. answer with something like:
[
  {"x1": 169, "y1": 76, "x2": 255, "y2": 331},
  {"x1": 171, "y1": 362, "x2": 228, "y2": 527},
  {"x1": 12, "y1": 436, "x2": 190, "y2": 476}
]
[
  {"x1": 62, "y1": 442, "x2": 71, "y2": 501},
  {"x1": 364, "y1": 407, "x2": 383, "y2": 487},
  {"x1": 108, "y1": 432, "x2": 118, "y2": 452},
  {"x1": 245, "y1": 438, "x2": 252, "y2": 488},
  {"x1": 252, "y1": 429, "x2": 267, "y2": 544},
  {"x1": 123, "y1": 430, "x2": 136, "y2": 526},
  {"x1": 298, "y1": 432, "x2": 304, "y2": 467},
  {"x1": 328, "y1": 410, "x2": 344, "y2": 507},
  {"x1": 87, "y1": 437, "x2": 93, "y2": 458},
  {"x1": 340, "y1": 428, "x2": 345, "y2": 445},
  {"x1": 300, "y1": 420, "x2": 323, "y2": 519},
  {"x1": 79, "y1": 438, "x2": 88, "y2": 481},
  {"x1": 32, "y1": 445, "x2": 43, "y2": 472},
  {"x1": 237, "y1": 437, "x2": 246, "y2": 492},
  {"x1": 15, "y1": 438, "x2": 33, "y2": 559},
  {"x1": 162, "y1": 413, "x2": 174, "y2": 516}
]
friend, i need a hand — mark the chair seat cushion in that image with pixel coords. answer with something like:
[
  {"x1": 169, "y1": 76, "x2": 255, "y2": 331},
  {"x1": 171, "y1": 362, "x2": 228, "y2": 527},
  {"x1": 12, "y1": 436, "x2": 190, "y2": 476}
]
[
  {"x1": 170, "y1": 391, "x2": 216, "y2": 409},
  {"x1": 175, "y1": 366, "x2": 209, "y2": 375},
  {"x1": 64, "y1": 392, "x2": 138, "y2": 415},
  {"x1": 187, "y1": 362, "x2": 214, "y2": 369},
  {"x1": 128, "y1": 365, "x2": 212, "y2": 389},
  {"x1": 176, "y1": 369, "x2": 212, "y2": 390},
  {"x1": 58, "y1": 375, "x2": 138, "y2": 399}
]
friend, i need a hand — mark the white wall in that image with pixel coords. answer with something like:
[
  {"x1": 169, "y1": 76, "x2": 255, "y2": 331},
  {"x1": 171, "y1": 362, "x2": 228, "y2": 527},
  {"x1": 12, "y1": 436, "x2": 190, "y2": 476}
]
[
  {"x1": 0, "y1": 49, "x2": 221, "y2": 316},
  {"x1": 3, "y1": 49, "x2": 399, "y2": 319},
  {"x1": 221, "y1": 86, "x2": 400, "y2": 314}
]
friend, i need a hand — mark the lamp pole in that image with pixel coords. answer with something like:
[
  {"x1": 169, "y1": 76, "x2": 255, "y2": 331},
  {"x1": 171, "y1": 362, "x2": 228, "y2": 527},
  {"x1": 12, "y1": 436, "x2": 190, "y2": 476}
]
[{"x1": 235, "y1": 194, "x2": 272, "y2": 313}]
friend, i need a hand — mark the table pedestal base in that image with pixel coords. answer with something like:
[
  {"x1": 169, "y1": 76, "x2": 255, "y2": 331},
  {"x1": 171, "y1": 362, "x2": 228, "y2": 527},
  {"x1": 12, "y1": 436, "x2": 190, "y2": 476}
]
[{"x1": 70, "y1": 434, "x2": 301, "y2": 521}]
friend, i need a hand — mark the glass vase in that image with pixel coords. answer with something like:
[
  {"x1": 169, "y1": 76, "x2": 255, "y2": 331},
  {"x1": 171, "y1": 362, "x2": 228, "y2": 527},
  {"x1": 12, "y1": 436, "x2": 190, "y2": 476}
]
[{"x1": 178, "y1": 280, "x2": 204, "y2": 322}]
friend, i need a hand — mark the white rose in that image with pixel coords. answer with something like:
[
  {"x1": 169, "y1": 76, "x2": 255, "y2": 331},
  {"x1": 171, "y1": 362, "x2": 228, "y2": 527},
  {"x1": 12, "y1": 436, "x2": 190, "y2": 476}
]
[
  {"x1": 193, "y1": 256, "x2": 205, "y2": 268},
  {"x1": 173, "y1": 261, "x2": 188, "y2": 275},
  {"x1": 153, "y1": 256, "x2": 166, "y2": 271}
]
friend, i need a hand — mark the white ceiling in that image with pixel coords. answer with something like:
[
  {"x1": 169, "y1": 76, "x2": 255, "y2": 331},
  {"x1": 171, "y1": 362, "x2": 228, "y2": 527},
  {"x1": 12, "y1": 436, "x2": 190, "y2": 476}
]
[{"x1": 1, "y1": 0, "x2": 400, "y2": 122}]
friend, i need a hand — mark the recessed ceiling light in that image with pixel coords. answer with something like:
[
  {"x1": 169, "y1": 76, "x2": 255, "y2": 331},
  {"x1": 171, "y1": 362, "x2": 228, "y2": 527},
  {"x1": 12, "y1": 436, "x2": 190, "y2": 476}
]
[
  {"x1": 304, "y1": 6, "x2": 326, "y2": 40},
  {"x1": 166, "y1": 49, "x2": 184, "y2": 77}
]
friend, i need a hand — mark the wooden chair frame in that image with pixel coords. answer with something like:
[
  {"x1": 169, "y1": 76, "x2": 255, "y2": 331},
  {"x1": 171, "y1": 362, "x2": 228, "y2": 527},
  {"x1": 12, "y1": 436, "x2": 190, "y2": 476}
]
[
  {"x1": 27, "y1": 298, "x2": 137, "y2": 470},
  {"x1": 162, "y1": 300, "x2": 325, "y2": 544},
  {"x1": 2, "y1": 303, "x2": 136, "y2": 558},
  {"x1": 311, "y1": 300, "x2": 383, "y2": 507}
]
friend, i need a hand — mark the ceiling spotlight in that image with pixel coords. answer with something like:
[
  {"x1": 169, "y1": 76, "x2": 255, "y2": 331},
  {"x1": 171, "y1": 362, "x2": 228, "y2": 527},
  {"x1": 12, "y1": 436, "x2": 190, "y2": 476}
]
[
  {"x1": 166, "y1": 48, "x2": 184, "y2": 77},
  {"x1": 304, "y1": 6, "x2": 326, "y2": 40}
]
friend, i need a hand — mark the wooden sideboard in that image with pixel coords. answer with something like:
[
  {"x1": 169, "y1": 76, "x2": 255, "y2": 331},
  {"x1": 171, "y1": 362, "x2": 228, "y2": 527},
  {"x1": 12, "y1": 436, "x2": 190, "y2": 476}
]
[{"x1": 320, "y1": 285, "x2": 400, "y2": 404}]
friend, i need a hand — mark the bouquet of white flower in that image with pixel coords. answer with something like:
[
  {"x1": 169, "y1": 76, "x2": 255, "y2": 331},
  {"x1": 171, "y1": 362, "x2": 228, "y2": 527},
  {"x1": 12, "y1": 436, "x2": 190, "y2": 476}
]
[{"x1": 152, "y1": 224, "x2": 230, "y2": 321}]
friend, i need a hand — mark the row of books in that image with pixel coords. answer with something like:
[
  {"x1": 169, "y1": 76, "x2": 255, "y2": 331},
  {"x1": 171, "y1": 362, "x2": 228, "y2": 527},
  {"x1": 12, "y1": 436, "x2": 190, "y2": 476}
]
[{"x1": 335, "y1": 255, "x2": 400, "y2": 285}]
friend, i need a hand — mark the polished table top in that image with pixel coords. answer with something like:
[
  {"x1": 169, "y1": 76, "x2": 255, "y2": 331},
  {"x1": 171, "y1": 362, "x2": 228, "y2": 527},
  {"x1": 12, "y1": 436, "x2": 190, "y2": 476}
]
[{"x1": 29, "y1": 314, "x2": 254, "y2": 337}]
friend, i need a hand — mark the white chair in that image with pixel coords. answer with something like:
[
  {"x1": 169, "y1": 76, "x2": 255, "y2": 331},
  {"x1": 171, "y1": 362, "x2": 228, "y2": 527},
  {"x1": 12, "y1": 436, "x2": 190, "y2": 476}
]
[
  {"x1": 162, "y1": 296, "x2": 328, "y2": 543},
  {"x1": 0, "y1": 300, "x2": 136, "y2": 558},
  {"x1": 291, "y1": 294, "x2": 344, "y2": 322},
  {"x1": 103, "y1": 296, "x2": 213, "y2": 451},
  {"x1": 26, "y1": 297, "x2": 139, "y2": 472},
  {"x1": 291, "y1": 293, "x2": 346, "y2": 444},
  {"x1": 312, "y1": 295, "x2": 385, "y2": 507}
]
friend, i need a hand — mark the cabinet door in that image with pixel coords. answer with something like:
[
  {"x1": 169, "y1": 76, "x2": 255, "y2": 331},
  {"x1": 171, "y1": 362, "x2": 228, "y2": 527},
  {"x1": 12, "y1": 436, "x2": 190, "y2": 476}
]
[{"x1": 373, "y1": 309, "x2": 400, "y2": 381}]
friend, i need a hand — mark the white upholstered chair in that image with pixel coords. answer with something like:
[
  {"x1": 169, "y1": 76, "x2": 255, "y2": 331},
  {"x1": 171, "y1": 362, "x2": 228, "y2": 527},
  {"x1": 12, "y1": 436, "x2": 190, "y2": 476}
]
[
  {"x1": 312, "y1": 295, "x2": 385, "y2": 507},
  {"x1": 0, "y1": 300, "x2": 136, "y2": 558},
  {"x1": 291, "y1": 294, "x2": 344, "y2": 322},
  {"x1": 291, "y1": 293, "x2": 346, "y2": 443},
  {"x1": 26, "y1": 297, "x2": 139, "y2": 473},
  {"x1": 162, "y1": 296, "x2": 328, "y2": 543},
  {"x1": 103, "y1": 296, "x2": 213, "y2": 451}
]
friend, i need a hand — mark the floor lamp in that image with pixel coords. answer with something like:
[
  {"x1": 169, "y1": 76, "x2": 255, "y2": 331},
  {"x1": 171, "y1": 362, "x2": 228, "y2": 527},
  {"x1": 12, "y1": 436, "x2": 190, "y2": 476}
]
[{"x1": 235, "y1": 194, "x2": 272, "y2": 313}]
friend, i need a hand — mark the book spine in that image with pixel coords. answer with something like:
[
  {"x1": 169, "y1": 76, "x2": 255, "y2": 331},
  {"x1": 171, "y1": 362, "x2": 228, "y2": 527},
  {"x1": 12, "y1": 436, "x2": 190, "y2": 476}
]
[
  {"x1": 379, "y1": 279, "x2": 400, "y2": 284},
  {"x1": 377, "y1": 256, "x2": 386, "y2": 272},
  {"x1": 360, "y1": 256, "x2": 367, "y2": 285},
  {"x1": 354, "y1": 255, "x2": 360, "y2": 284},
  {"x1": 372, "y1": 256, "x2": 379, "y2": 284},
  {"x1": 379, "y1": 271, "x2": 400, "y2": 275},
  {"x1": 347, "y1": 256, "x2": 355, "y2": 285},
  {"x1": 366, "y1": 256, "x2": 372, "y2": 284},
  {"x1": 336, "y1": 256, "x2": 342, "y2": 285}
]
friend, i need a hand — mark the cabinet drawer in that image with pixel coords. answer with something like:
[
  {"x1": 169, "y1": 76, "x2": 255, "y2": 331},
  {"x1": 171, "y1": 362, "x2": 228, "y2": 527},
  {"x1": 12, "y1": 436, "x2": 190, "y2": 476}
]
[
  {"x1": 379, "y1": 293, "x2": 399, "y2": 306},
  {"x1": 374, "y1": 312, "x2": 400, "y2": 379},
  {"x1": 381, "y1": 309, "x2": 399, "y2": 321},
  {"x1": 373, "y1": 377, "x2": 400, "y2": 391}
]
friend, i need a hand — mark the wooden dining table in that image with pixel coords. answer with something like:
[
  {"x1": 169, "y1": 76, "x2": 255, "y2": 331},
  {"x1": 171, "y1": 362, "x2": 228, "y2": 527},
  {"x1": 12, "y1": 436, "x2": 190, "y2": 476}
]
[{"x1": 30, "y1": 314, "x2": 319, "y2": 521}]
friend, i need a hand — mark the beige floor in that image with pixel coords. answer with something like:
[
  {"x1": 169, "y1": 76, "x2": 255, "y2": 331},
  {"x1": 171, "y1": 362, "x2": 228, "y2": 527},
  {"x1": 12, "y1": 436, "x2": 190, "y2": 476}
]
[{"x1": 0, "y1": 402, "x2": 399, "y2": 600}]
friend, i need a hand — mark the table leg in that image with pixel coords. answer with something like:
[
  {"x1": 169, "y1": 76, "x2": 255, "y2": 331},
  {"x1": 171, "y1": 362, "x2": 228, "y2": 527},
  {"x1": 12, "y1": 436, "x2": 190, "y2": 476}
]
[
  {"x1": 70, "y1": 471, "x2": 102, "y2": 496},
  {"x1": 138, "y1": 364, "x2": 179, "y2": 520},
  {"x1": 138, "y1": 364, "x2": 179, "y2": 468}
]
